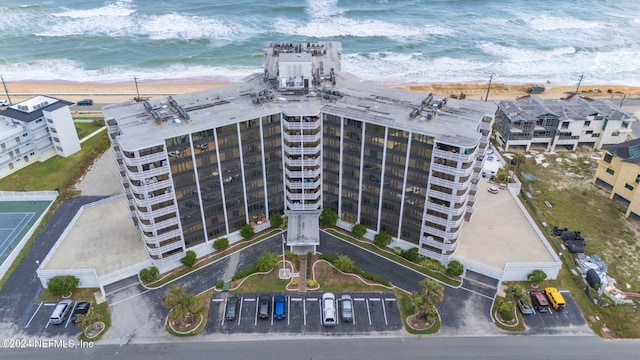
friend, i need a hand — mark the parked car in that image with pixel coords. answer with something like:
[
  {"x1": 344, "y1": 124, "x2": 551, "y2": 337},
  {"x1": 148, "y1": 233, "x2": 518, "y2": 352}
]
[
  {"x1": 76, "y1": 99, "x2": 94, "y2": 106},
  {"x1": 529, "y1": 290, "x2": 550, "y2": 312},
  {"x1": 258, "y1": 295, "x2": 271, "y2": 320},
  {"x1": 322, "y1": 292, "x2": 336, "y2": 327},
  {"x1": 49, "y1": 299, "x2": 73, "y2": 325},
  {"x1": 225, "y1": 295, "x2": 239, "y2": 321},
  {"x1": 487, "y1": 186, "x2": 499, "y2": 194},
  {"x1": 544, "y1": 287, "x2": 566, "y2": 310},
  {"x1": 340, "y1": 294, "x2": 353, "y2": 322},
  {"x1": 517, "y1": 299, "x2": 534, "y2": 315},
  {"x1": 71, "y1": 301, "x2": 91, "y2": 323},
  {"x1": 274, "y1": 295, "x2": 286, "y2": 321},
  {"x1": 0, "y1": 100, "x2": 9, "y2": 106}
]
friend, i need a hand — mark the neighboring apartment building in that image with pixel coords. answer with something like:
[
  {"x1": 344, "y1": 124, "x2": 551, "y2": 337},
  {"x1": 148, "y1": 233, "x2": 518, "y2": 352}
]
[
  {"x1": 495, "y1": 94, "x2": 635, "y2": 152},
  {"x1": 0, "y1": 95, "x2": 81, "y2": 178},
  {"x1": 103, "y1": 41, "x2": 496, "y2": 265},
  {"x1": 593, "y1": 138, "x2": 640, "y2": 218}
]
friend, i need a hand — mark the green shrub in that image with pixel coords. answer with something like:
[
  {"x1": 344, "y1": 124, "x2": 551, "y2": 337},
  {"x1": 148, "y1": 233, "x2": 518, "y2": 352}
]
[
  {"x1": 47, "y1": 276, "x2": 80, "y2": 296},
  {"x1": 319, "y1": 253, "x2": 337, "y2": 263},
  {"x1": 256, "y1": 252, "x2": 280, "y2": 272},
  {"x1": 497, "y1": 298, "x2": 514, "y2": 321},
  {"x1": 269, "y1": 213, "x2": 284, "y2": 228},
  {"x1": 419, "y1": 258, "x2": 447, "y2": 273},
  {"x1": 373, "y1": 231, "x2": 393, "y2": 248},
  {"x1": 351, "y1": 223, "x2": 367, "y2": 238},
  {"x1": 446, "y1": 260, "x2": 464, "y2": 277},
  {"x1": 401, "y1": 247, "x2": 420, "y2": 262},
  {"x1": 232, "y1": 265, "x2": 258, "y2": 281},
  {"x1": 139, "y1": 266, "x2": 159, "y2": 283},
  {"x1": 361, "y1": 271, "x2": 391, "y2": 287},
  {"x1": 319, "y1": 208, "x2": 338, "y2": 227},
  {"x1": 527, "y1": 269, "x2": 547, "y2": 284},
  {"x1": 285, "y1": 250, "x2": 300, "y2": 270},
  {"x1": 307, "y1": 279, "x2": 318, "y2": 287},
  {"x1": 333, "y1": 255, "x2": 356, "y2": 273},
  {"x1": 216, "y1": 281, "x2": 224, "y2": 289},
  {"x1": 240, "y1": 224, "x2": 255, "y2": 239},
  {"x1": 180, "y1": 250, "x2": 197, "y2": 268},
  {"x1": 393, "y1": 247, "x2": 403, "y2": 255},
  {"x1": 213, "y1": 237, "x2": 229, "y2": 251}
]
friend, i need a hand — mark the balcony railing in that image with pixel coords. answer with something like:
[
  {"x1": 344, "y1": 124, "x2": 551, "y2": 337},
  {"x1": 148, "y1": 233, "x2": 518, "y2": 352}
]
[
  {"x1": 285, "y1": 158, "x2": 321, "y2": 167},
  {"x1": 282, "y1": 132, "x2": 322, "y2": 143},
  {"x1": 285, "y1": 168, "x2": 322, "y2": 179},
  {"x1": 286, "y1": 200, "x2": 321, "y2": 211},
  {"x1": 286, "y1": 192, "x2": 321, "y2": 201},
  {"x1": 283, "y1": 144, "x2": 321, "y2": 156},
  {"x1": 286, "y1": 179, "x2": 321, "y2": 190}
]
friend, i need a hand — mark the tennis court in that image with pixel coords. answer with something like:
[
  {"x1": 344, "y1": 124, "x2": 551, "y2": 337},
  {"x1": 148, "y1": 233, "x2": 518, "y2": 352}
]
[{"x1": 0, "y1": 201, "x2": 51, "y2": 264}]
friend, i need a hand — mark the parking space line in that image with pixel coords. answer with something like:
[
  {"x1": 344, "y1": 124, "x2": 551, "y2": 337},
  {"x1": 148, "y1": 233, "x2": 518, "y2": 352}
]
[
  {"x1": 271, "y1": 295, "x2": 274, "y2": 326},
  {"x1": 381, "y1": 298, "x2": 388, "y2": 326},
  {"x1": 244, "y1": 298, "x2": 256, "y2": 302},
  {"x1": 385, "y1": 298, "x2": 397, "y2": 302},
  {"x1": 335, "y1": 300, "x2": 339, "y2": 325},
  {"x1": 291, "y1": 298, "x2": 302, "y2": 301},
  {"x1": 237, "y1": 297, "x2": 244, "y2": 325},
  {"x1": 255, "y1": 296, "x2": 259, "y2": 326},
  {"x1": 319, "y1": 299, "x2": 323, "y2": 325},
  {"x1": 354, "y1": 298, "x2": 365, "y2": 301},
  {"x1": 369, "y1": 298, "x2": 381, "y2": 301},
  {"x1": 366, "y1": 299, "x2": 372, "y2": 325},
  {"x1": 287, "y1": 296, "x2": 291, "y2": 326},
  {"x1": 212, "y1": 298, "x2": 224, "y2": 302},
  {"x1": 353, "y1": 303, "x2": 356, "y2": 325},
  {"x1": 45, "y1": 319, "x2": 50, "y2": 329},
  {"x1": 221, "y1": 298, "x2": 227, "y2": 326},
  {"x1": 460, "y1": 286, "x2": 494, "y2": 300},
  {"x1": 306, "y1": 298, "x2": 318, "y2": 301},
  {"x1": 303, "y1": 298, "x2": 307, "y2": 326},
  {"x1": 25, "y1": 302, "x2": 43, "y2": 328},
  {"x1": 64, "y1": 302, "x2": 76, "y2": 328}
]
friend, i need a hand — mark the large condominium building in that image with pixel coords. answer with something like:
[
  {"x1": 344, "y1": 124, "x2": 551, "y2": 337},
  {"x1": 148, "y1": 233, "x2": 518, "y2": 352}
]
[
  {"x1": 103, "y1": 41, "x2": 496, "y2": 265},
  {"x1": 495, "y1": 94, "x2": 635, "y2": 152},
  {"x1": 0, "y1": 96, "x2": 80, "y2": 178},
  {"x1": 593, "y1": 138, "x2": 640, "y2": 219}
]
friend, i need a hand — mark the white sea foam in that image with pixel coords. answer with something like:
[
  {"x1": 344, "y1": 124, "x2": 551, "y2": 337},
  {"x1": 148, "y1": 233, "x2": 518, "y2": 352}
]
[
  {"x1": 52, "y1": 0, "x2": 135, "y2": 18},
  {"x1": 306, "y1": 0, "x2": 343, "y2": 20},
  {"x1": 523, "y1": 14, "x2": 601, "y2": 31}
]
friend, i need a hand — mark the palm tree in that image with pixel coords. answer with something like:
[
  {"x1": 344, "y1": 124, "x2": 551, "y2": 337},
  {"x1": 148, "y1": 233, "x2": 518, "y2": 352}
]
[
  {"x1": 76, "y1": 306, "x2": 103, "y2": 333},
  {"x1": 411, "y1": 291, "x2": 430, "y2": 321},
  {"x1": 163, "y1": 285, "x2": 201, "y2": 327},
  {"x1": 420, "y1": 278, "x2": 444, "y2": 307}
]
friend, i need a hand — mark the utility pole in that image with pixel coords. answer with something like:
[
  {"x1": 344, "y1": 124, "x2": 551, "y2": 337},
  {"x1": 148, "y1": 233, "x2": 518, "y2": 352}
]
[
  {"x1": 1, "y1": 75, "x2": 12, "y2": 105},
  {"x1": 132, "y1": 75, "x2": 141, "y2": 102},
  {"x1": 574, "y1": 73, "x2": 583, "y2": 95},
  {"x1": 484, "y1": 73, "x2": 494, "y2": 102},
  {"x1": 620, "y1": 93, "x2": 627, "y2": 108}
]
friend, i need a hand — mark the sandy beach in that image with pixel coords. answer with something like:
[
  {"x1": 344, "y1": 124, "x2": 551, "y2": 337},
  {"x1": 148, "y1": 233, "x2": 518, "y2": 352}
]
[{"x1": 2, "y1": 79, "x2": 640, "y2": 105}]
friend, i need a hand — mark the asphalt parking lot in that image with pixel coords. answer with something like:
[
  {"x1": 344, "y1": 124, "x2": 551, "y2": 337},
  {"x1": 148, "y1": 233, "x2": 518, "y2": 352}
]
[
  {"x1": 204, "y1": 292, "x2": 402, "y2": 335},
  {"x1": 22, "y1": 301, "x2": 83, "y2": 337},
  {"x1": 522, "y1": 291, "x2": 587, "y2": 334}
]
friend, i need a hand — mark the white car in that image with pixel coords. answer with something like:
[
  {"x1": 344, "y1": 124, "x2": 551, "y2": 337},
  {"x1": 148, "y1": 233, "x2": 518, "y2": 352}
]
[
  {"x1": 0, "y1": 100, "x2": 9, "y2": 106},
  {"x1": 322, "y1": 292, "x2": 336, "y2": 327}
]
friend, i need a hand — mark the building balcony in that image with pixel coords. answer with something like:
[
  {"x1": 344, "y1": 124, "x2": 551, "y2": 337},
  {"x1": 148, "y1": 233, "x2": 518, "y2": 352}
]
[
  {"x1": 139, "y1": 216, "x2": 180, "y2": 233},
  {"x1": 433, "y1": 147, "x2": 477, "y2": 163},
  {"x1": 285, "y1": 158, "x2": 321, "y2": 167},
  {"x1": 132, "y1": 191, "x2": 175, "y2": 208},
  {"x1": 282, "y1": 132, "x2": 322, "y2": 143},
  {"x1": 285, "y1": 168, "x2": 322, "y2": 179},
  {"x1": 419, "y1": 235, "x2": 457, "y2": 252},
  {"x1": 286, "y1": 200, "x2": 321, "y2": 211},
  {"x1": 130, "y1": 178, "x2": 172, "y2": 193},
  {"x1": 286, "y1": 179, "x2": 321, "y2": 190},
  {"x1": 429, "y1": 163, "x2": 459, "y2": 176},
  {"x1": 123, "y1": 151, "x2": 167, "y2": 167},
  {"x1": 286, "y1": 192, "x2": 321, "y2": 202},
  {"x1": 422, "y1": 213, "x2": 464, "y2": 229},
  {"x1": 284, "y1": 119, "x2": 321, "y2": 131},
  {"x1": 428, "y1": 189, "x2": 466, "y2": 204},
  {"x1": 283, "y1": 144, "x2": 321, "y2": 156},
  {"x1": 136, "y1": 205, "x2": 177, "y2": 221},
  {"x1": 146, "y1": 241, "x2": 184, "y2": 257},
  {"x1": 142, "y1": 228, "x2": 183, "y2": 244}
]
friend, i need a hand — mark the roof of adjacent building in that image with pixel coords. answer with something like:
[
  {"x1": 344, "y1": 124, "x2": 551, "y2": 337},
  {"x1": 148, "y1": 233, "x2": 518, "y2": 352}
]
[
  {"x1": 602, "y1": 138, "x2": 640, "y2": 164},
  {"x1": 0, "y1": 95, "x2": 72, "y2": 123},
  {"x1": 495, "y1": 94, "x2": 635, "y2": 123},
  {"x1": 104, "y1": 42, "x2": 496, "y2": 152}
]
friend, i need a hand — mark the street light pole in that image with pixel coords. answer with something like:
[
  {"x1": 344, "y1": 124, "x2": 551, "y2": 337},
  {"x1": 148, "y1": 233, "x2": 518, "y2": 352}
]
[
  {"x1": 1, "y1": 75, "x2": 12, "y2": 105},
  {"x1": 484, "y1": 74, "x2": 494, "y2": 102},
  {"x1": 133, "y1": 75, "x2": 141, "y2": 102}
]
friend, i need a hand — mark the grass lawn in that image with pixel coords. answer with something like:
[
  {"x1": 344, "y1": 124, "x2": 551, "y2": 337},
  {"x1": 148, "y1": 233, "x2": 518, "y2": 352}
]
[
  {"x1": 0, "y1": 131, "x2": 109, "y2": 191},
  {"x1": 514, "y1": 149, "x2": 640, "y2": 338},
  {"x1": 74, "y1": 121, "x2": 103, "y2": 139}
]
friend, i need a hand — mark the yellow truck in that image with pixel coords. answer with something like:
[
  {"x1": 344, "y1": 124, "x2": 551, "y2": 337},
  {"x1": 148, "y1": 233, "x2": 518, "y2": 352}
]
[{"x1": 544, "y1": 287, "x2": 566, "y2": 310}]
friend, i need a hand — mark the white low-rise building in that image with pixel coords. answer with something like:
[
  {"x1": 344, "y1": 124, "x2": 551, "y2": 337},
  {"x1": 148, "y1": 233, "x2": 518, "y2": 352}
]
[{"x1": 0, "y1": 96, "x2": 81, "y2": 178}]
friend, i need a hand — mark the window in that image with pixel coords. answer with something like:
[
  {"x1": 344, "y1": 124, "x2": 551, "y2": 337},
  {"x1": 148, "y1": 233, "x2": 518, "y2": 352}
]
[
  {"x1": 561, "y1": 121, "x2": 570, "y2": 129},
  {"x1": 625, "y1": 183, "x2": 634, "y2": 191},
  {"x1": 584, "y1": 121, "x2": 591, "y2": 127},
  {"x1": 592, "y1": 133, "x2": 600, "y2": 138},
  {"x1": 604, "y1": 153, "x2": 613, "y2": 163},
  {"x1": 606, "y1": 168, "x2": 615, "y2": 175}
]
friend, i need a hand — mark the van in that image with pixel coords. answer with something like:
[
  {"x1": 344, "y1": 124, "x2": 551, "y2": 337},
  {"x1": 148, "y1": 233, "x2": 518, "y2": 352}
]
[
  {"x1": 322, "y1": 292, "x2": 336, "y2": 327},
  {"x1": 529, "y1": 290, "x2": 549, "y2": 312},
  {"x1": 50, "y1": 299, "x2": 73, "y2": 325},
  {"x1": 544, "y1": 287, "x2": 566, "y2": 310}
]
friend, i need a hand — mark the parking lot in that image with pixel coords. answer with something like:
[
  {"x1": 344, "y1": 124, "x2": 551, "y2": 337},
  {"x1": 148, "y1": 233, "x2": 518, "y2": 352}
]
[
  {"x1": 205, "y1": 292, "x2": 402, "y2": 335},
  {"x1": 22, "y1": 301, "x2": 83, "y2": 337},
  {"x1": 521, "y1": 291, "x2": 587, "y2": 334}
]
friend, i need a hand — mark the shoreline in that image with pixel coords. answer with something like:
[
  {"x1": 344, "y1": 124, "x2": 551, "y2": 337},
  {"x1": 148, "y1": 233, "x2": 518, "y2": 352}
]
[{"x1": 2, "y1": 78, "x2": 640, "y2": 104}]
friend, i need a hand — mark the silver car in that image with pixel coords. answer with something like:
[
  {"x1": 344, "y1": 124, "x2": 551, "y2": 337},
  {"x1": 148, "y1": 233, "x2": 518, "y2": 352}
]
[{"x1": 340, "y1": 294, "x2": 353, "y2": 322}]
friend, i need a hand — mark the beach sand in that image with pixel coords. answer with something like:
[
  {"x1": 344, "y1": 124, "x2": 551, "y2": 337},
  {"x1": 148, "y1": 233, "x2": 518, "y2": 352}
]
[{"x1": 2, "y1": 79, "x2": 639, "y2": 105}]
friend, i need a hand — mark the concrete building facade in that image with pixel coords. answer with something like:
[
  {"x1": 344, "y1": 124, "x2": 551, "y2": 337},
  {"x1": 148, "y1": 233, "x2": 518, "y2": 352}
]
[
  {"x1": 0, "y1": 95, "x2": 81, "y2": 177},
  {"x1": 593, "y1": 138, "x2": 640, "y2": 218},
  {"x1": 495, "y1": 94, "x2": 635, "y2": 152},
  {"x1": 103, "y1": 42, "x2": 496, "y2": 265}
]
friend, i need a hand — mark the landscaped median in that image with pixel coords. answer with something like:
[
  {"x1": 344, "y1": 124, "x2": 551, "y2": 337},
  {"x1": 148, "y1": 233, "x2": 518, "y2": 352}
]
[{"x1": 324, "y1": 229, "x2": 462, "y2": 287}]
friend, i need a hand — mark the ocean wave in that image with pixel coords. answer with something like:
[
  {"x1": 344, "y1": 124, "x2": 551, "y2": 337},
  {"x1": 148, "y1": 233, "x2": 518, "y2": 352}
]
[
  {"x1": 52, "y1": 0, "x2": 135, "y2": 18},
  {"x1": 478, "y1": 42, "x2": 576, "y2": 61},
  {"x1": 523, "y1": 14, "x2": 601, "y2": 31}
]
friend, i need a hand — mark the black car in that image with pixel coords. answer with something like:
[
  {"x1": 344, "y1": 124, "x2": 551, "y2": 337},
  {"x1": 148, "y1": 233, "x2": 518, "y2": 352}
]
[
  {"x1": 77, "y1": 99, "x2": 93, "y2": 106},
  {"x1": 225, "y1": 295, "x2": 239, "y2": 321},
  {"x1": 71, "y1": 301, "x2": 91, "y2": 323},
  {"x1": 258, "y1": 295, "x2": 271, "y2": 319}
]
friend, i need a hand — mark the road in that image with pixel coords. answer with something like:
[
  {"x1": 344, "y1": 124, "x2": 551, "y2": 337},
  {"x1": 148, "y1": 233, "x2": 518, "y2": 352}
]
[{"x1": 4, "y1": 336, "x2": 640, "y2": 360}]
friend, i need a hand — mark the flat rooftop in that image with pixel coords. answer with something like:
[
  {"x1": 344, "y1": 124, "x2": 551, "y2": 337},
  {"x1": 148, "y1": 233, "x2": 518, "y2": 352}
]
[
  {"x1": 43, "y1": 196, "x2": 147, "y2": 275},
  {"x1": 456, "y1": 178, "x2": 556, "y2": 270},
  {"x1": 104, "y1": 42, "x2": 496, "y2": 152}
]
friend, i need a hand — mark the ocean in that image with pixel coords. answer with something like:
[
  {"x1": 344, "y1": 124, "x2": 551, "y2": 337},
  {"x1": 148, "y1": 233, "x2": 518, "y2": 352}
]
[{"x1": 1, "y1": 0, "x2": 639, "y2": 85}]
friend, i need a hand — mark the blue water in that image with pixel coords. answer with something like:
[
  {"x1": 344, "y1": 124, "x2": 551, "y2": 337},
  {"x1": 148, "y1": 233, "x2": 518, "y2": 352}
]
[{"x1": 0, "y1": 0, "x2": 639, "y2": 85}]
